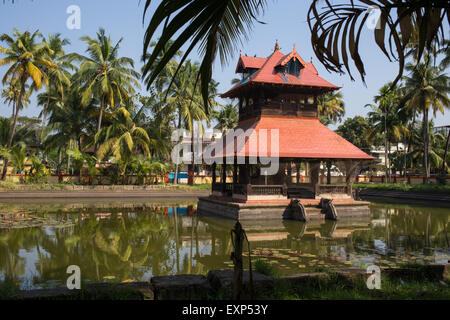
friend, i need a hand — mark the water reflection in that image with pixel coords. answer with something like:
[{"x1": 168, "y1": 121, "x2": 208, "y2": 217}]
[{"x1": 0, "y1": 200, "x2": 448, "y2": 289}]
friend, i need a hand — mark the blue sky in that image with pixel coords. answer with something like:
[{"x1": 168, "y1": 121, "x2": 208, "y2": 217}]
[{"x1": 0, "y1": 0, "x2": 449, "y2": 129}]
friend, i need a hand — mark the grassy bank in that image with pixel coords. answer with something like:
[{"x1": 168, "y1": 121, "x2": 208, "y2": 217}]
[
  {"x1": 252, "y1": 261, "x2": 450, "y2": 300},
  {"x1": 354, "y1": 183, "x2": 450, "y2": 195},
  {"x1": 268, "y1": 273, "x2": 450, "y2": 300}
]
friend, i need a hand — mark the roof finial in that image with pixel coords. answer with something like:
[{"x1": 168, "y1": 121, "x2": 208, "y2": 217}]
[
  {"x1": 240, "y1": 49, "x2": 242, "y2": 56},
  {"x1": 274, "y1": 39, "x2": 280, "y2": 52},
  {"x1": 293, "y1": 43, "x2": 296, "y2": 52}
]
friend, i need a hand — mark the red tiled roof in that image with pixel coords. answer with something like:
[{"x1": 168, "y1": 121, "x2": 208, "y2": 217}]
[
  {"x1": 208, "y1": 116, "x2": 374, "y2": 160},
  {"x1": 235, "y1": 56, "x2": 267, "y2": 73},
  {"x1": 222, "y1": 47, "x2": 339, "y2": 98}
]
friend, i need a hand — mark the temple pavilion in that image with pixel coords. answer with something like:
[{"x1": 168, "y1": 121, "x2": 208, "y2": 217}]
[{"x1": 198, "y1": 42, "x2": 373, "y2": 220}]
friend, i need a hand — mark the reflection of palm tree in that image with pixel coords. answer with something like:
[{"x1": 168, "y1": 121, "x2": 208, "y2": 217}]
[
  {"x1": 0, "y1": 232, "x2": 26, "y2": 281},
  {"x1": 25, "y1": 206, "x2": 173, "y2": 286},
  {"x1": 173, "y1": 207, "x2": 180, "y2": 273},
  {"x1": 383, "y1": 206, "x2": 449, "y2": 252}
]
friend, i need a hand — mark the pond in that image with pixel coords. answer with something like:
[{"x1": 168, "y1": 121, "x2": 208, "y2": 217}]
[{"x1": 0, "y1": 198, "x2": 448, "y2": 289}]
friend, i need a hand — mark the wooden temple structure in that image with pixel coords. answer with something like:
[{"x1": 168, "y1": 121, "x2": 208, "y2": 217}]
[{"x1": 198, "y1": 42, "x2": 373, "y2": 220}]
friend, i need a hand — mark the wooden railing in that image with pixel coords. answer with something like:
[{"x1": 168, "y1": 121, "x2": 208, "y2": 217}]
[
  {"x1": 212, "y1": 182, "x2": 234, "y2": 195},
  {"x1": 232, "y1": 184, "x2": 287, "y2": 196},
  {"x1": 318, "y1": 184, "x2": 348, "y2": 195},
  {"x1": 213, "y1": 183, "x2": 287, "y2": 196},
  {"x1": 215, "y1": 183, "x2": 350, "y2": 196},
  {"x1": 249, "y1": 185, "x2": 287, "y2": 196}
]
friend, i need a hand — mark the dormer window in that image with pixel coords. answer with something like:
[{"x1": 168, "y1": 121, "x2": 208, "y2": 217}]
[
  {"x1": 241, "y1": 68, "x2": 258, "y2": 83},
  {"x1": 286, "y1": 58, "x2": 302, "y2": 77}
]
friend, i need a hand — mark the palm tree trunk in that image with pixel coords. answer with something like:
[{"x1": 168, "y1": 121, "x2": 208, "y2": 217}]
[
  {"x1": 188, "y1": 119, "x2": 195, "y2": 185},
  {"x1": 384, "y1": 139, "x2": 389, "y2": 183},
  {"x1": 57, "y1": 147, "x2": 62, "y2": 174},
  {"x1": 1, "y1": 79, "x2": 25, "y2": 180},
  {"x1": 11, "y1": 99, "x2": 16, "y2": 123},
  {"x1": 407, "y1": 114, "x2": 416, "y2": 175},
  {"x1": 41, "y1": 93, "x2": 50, "y2": 138},
  {"x1": 384, "y1": 105, "x2": 389, "y2": 183},
  {"x1": 403, "y1": 136, "x2": 407, "y2": 179},
  {"x1": 94, "y1": 96, "x2": 105, "y2": 154},
  {"x1": 442, "y1": 128, "x2": 450, "y2": 173},
  {"x1": 388, "y1": 140, "x2": 391, "y2": 178},
  {"x1": 97, "y1": 96, "x2": 105, "y2": 133},
  {"x1": 423, "y1": 109, "x2": 430, "y2": 184},
  {"x1": 174, "y1": 112, "x2": 182, "y2": 185}
]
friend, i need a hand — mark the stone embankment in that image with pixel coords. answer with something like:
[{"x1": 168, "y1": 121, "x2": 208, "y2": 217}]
[
  {"x1": 0, "y1": 185, "x2": 210, "y2": 199},
  {"x1": 357, "y1": 188, "x2": 450, "y2": 205},
  {"x1": 10, "y1": 264, "x2": 449, "y2": 300}
]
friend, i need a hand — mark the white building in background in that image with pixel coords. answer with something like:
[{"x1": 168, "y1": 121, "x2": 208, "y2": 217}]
[
  {"x1": 369, "y1": 143, "x2": 406, "y2": 167},
  {"x1": 178, "y1": 130, "x2": 223, "y2": 175},
  {"x1": 433, "y1": 124, "x2": 450, "y2": 136}
]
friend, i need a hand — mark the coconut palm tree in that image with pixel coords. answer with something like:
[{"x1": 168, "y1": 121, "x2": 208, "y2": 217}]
[
  {"x1": 143, "y1": 118, "x2": 172, "y2": 161},
  {"x1": 142, "y1": 39, "x2": 182, "y2": 94},
  {"x1": 366, "y1": 84, "x2": 410, "y2": 180},
  {"x1": 317, "y1": 91, "x2": 346, "y2": 126},
  {"x1": 212, "y1": 103, "x2": 239, "y2": 134},
  {"x1": 401, "y1": 62, "x2": 450, "y2": 183},
  {"x1": 159, "y1": 60, "x2": 212, "y2": 183},
  {"x1": 43, "y1": 88, "x2": 96, "y2": 174},
  {"x1": 96, "y1": 107, "x2": 151, "y2": 163},
  {"x1": 7, "y1": 144, "x2": 26, "y2": 182},
  {"x1": 38, "y1": 33, "x2": 73, "y2": 135},
  {"x1": 0, "y1": 29, "x2": 56, "y2": 180},
  {"x1": 2, "y1": 81, "x2": 20, "y2": 121},
  {"x1": 306, "y1": 1, "x2": 448, "y2": 86},
  {"x1": 70, "y1": 28, "x2": 140, "y2": 147},
  {"x1": 438, "y1": 39, "x2": 450, "y2": 70},
  {"x1": 406, "y1": 121, "x2": 447, "y2": 173}
]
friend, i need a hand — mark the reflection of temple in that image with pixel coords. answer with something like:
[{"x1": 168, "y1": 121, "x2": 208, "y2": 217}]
[
  {"x1": 194, "y1": 216, "x2": 372, "y2": 271},
  {"x1": 199, "y1": 42, "x2": 373, "y2": 220}
]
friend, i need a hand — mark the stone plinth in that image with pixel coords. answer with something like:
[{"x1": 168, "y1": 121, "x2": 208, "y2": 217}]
[
  {"x1": 207, "y1": 269, "x2": 274, "y2": 298},
  {"x1": 197, "y1": 196, "x2": 371, "y2": 220},
  {"x1": 150, "y1": 275, "x2": 212, "y2": 300}
]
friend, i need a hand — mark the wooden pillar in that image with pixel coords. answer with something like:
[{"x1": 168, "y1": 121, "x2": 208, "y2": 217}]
[
  {"x1": 305, "y1": 162, "x2": 310, "y2": 183},
  {"x1": 310, "y1": 161, "x2": 320, "y2": 197},
  {"x1": 286, "y1": 161, "x2": 292, "y2": 185},
  {"x1": 296, "y1": 161, "x2": 300, "y2": 184},
  {"x1": 233, "y1": 156, "x2": 238, "y2": 184},
  {"x1": 245, "y1": 163, "x2": 250, "y2": 184},
  {"x1": 212, "y1": 163, "x2": 216, "y2": 184},
  {"x1": 326, "y1": 160, "x2": 332, "y2": 185},
  {"x1": 221, "y1": 163, "x2": 227, "y2": 193}
]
